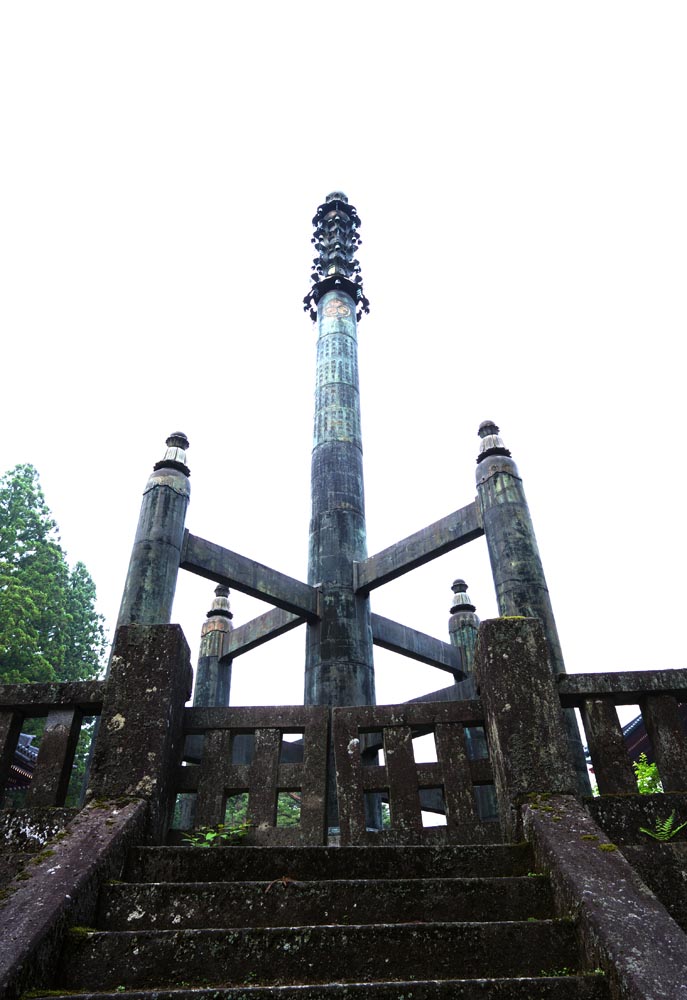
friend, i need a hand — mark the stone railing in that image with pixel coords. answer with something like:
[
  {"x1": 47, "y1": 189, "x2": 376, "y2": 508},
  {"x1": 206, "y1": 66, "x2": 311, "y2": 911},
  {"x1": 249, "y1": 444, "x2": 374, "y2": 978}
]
[
  {"x1": 558, "y1": 670, "x2": 687, "y2": 794},
  {"x1": 0, "y1": 682, "x2": 103, "y2": 808},
  {"x1": 1, "y1": 619, "x2": 686, "y2": 849},
  {"x1": 173, "y1": 700, "x2": 496, "y2": 846}
]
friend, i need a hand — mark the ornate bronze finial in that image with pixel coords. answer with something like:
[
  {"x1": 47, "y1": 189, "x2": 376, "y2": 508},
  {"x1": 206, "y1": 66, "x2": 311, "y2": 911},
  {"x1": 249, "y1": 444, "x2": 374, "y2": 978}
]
[
  {"x1": 450, "y1": 579, "x2": 476, "y2": 614},
  {"x1": 303, "y1": 192, "x2": 370, "y2": 321},
  {"x1": 206, "y1": 584, "x2": 233, "y2": 620},
  {"x1": 476, "y1": 420, "x2": 511, "y2": 464},
  {"x1": 154, "y1": 432, "x2": 190, "y2": 476}
]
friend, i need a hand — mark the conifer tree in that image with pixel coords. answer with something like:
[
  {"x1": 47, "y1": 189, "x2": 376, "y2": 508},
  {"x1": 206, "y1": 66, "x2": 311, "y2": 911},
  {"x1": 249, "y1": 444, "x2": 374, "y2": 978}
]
[{"x1": 0, "y1": 464, "x2": 106, "y2": 684}]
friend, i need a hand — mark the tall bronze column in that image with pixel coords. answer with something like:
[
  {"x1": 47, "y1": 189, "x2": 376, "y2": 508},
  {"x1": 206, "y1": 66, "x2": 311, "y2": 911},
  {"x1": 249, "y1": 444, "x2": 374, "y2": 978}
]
[{"x1": 303, "y1": 193, "x2": 375, "y2": 712}]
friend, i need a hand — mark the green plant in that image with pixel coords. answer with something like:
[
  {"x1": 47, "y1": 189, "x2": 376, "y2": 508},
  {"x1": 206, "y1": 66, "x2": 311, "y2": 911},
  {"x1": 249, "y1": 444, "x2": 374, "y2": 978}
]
[
  {"x1": 182, "y1": 821, "x2": 252, "y2": 847},
  {"x1": 640, "y1": 811, "x2": 687, "y2": 842},
  {"x1": 632, "y1": 753, "x2": 663, "y2": 794}
]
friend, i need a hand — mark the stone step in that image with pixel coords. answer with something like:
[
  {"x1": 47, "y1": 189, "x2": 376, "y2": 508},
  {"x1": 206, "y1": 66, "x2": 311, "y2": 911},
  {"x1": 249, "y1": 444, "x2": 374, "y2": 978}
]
[
  {"x1": 99, "y1": 875, "x2": 553, "y2": 930},
  {"x1": 27, "y1": 974, "x2": 609, "y2": 1000},
  {"x1": 124, "y1": 844, "x2": 535, "y2": 884},
  {"x1": 57, "y1": 920, "x2": 580, "y2": 991}
]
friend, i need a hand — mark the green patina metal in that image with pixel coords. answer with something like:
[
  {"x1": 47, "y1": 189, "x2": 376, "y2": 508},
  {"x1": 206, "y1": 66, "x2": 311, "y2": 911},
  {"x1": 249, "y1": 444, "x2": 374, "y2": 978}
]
[{"x1": 304, "y1": 194, "x2": 374, "y2": 713}]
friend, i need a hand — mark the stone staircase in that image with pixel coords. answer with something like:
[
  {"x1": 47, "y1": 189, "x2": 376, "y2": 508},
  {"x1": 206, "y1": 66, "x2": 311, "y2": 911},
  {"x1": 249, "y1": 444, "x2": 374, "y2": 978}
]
[{"x1": 32, "y1": 842, "x2": 608, "y2": 998}]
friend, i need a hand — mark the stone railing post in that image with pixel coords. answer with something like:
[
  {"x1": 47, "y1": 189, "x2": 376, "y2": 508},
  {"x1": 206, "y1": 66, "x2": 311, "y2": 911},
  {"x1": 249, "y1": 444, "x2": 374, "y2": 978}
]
[
  {"x1": 475, "y1": 617, "x2": 578, "y2": 840},
  {"x1": 86, "y1": 624, "x2": 192, "y2": 843}
]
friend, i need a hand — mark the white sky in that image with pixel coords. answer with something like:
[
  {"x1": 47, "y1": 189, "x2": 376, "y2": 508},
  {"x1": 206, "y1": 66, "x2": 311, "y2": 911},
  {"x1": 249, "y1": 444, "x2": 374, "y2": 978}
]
[{"x1": 1, "y1": 3, "x2": 685, "y2": 711}]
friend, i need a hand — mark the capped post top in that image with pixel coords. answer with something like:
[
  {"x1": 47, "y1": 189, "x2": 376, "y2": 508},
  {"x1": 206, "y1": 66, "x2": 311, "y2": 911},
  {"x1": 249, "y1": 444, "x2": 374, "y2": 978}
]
[
  {"x1": 207, "y1": 584, "x2": 233, "y2": 620},
  {"x1": 304, "y1": 192, "x2": 370, "y2": 322},
  {"x1": 476, "y1": 420, "x2": 512, "y2": 464},
  {"x1": 154, "y1": 432, "x2": 190, "y2": 476},
  {"x1": 450, "y1": 579, "x2": 476, "y2": 614}
]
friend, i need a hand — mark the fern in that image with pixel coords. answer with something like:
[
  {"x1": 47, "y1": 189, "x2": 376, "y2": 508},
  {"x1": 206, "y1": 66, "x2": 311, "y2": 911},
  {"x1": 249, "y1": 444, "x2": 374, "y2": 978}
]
[{"x1": 640, "y1": 811, "x2": 687, "y2": 842}]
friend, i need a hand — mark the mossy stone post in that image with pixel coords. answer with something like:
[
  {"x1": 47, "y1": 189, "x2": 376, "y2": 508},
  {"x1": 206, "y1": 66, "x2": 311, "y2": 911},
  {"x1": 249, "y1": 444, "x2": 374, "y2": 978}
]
[
  {"x1": 87, "y1": 624, "x2": 192, "y2": 843},
  {"x1": 475, "y1": 617, "x2": 578, "y2": 840}
]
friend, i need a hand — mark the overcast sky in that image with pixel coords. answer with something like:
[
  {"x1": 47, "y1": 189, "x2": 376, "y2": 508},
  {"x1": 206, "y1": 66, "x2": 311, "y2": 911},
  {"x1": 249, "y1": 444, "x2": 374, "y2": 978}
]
[{"x1": 2, "y1": 3, "x2": 685, "y2": 711}]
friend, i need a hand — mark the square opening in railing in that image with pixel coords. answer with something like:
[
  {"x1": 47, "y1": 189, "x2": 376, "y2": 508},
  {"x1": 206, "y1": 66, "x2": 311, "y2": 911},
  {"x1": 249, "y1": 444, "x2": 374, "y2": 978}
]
[
  {"x1": 464, "y1": 725, "x2": 489, "y2": 761},
  {"x1": 364, "y1": 790, "x2": 387, "y2": 830},
  {"x1": 64, "y1": 714, "x2": 98, "y2": 807},
  {"x1": 276, "y1": 790, "x2": 301, "y2": 827},
  {"x1": 411, "y1": 730, "x2": 437, "y2": 764},
  {"x1": 420, "y1": 787, "x2": 447, "y2": 827},
  {"x1": 3, "y1": 720, "x2": 45, "y2": 808},
  {"x1": 280, "y1": 732, "x2": 304, "y2": 764},
  {"x1": 361, "y1": 731, "x2": 384, "y2": 767},
  {"x1": 474, "y1": 784, "x2": 498, "y2": 822},
  {"x1": 231, "y1": 732, "x2": 255, "y2": 765},
  {"x1": 225, "y1": 791, "x2": 249, "y2": 827},
  {"x1": 171, "y1": 792, "x2": 197, "y2": 830}
]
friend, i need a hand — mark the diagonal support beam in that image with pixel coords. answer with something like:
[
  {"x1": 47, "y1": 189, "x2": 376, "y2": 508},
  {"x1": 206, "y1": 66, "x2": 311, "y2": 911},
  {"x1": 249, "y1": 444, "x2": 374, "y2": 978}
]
[
  {"x1": 222, "y1": 607, "x2": 304, "y2": 660},
  {"x1": 181, "y1": 531, "x2": 319, "y2": 621},
  {"x1": 354, "y1": 500, "x2": 484, "y2": 594},
  {"x1": 371, "y1": 613, "x2": 465, "y2": 677}
]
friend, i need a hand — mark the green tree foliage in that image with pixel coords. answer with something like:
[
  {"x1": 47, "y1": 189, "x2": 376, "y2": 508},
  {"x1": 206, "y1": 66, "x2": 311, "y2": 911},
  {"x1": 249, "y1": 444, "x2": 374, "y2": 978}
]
[{"x1": 0, "y1": 464, "x2": 107, "y2": 684}]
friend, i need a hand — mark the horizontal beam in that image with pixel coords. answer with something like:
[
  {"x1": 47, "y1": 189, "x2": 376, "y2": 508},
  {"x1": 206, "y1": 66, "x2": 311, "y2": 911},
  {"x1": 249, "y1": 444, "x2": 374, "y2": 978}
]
[
  {"x1": 558, "y1": 669, "x2": 687, "y2": 706},
  {"x1": 222, "y1": 608, "x2": 304, "y2": 660},
  {"x1": 181, "y1": 532, "x2": 319, "y2": 620},
  {"x1": 354, "y1": 500, "x2": 483, "y2": 593},
  {"x1": 0, "y1": 680, "x2": 104, "y2": 714},
  {"x1": 371, "y1": 613, "x2": 464, "y2": 677}
]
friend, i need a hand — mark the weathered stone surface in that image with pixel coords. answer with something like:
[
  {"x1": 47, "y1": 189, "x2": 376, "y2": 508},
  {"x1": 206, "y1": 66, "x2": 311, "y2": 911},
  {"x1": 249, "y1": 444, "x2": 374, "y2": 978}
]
[
  {"x1": 333, "y1": 701, "x2": 492, "y2": 845},
  {"x1": 98, "y1": 874, "x2": 554, "y2": 930},
  {"x1": 558, "y1": 669, "x2": 687, "y2": 700},
  {"x1": 57, "y1": 921, "x2": 581, "y2": 990},
  {"x1": 182, "y1": 704, "x2": 328, "y2": 844},
  {"x1": 87, "y1": 625, "x2": 192, "y2": 843},
  {"x1": 0, "y1": 808, "x2": 77, "y2": 886},
  {"x1": 621, "y1": 843, "x2": 687, "y2": 932},
  {"x1": 475, "y1": 618, "x2": 577, "y2": 839},
  {"x1": 124, "y1": 843, "x2": 536, "y2": 883},
  {"x1": 0, "y1": 799, "x2": 146, "y2": 1000},
  {"x1": 0, "y1": 680, "x2": 104, "y2": 712},
  {"x1": 586, "y1": 792, "x2": 687, "y2": 845},
  {"x1": 581, "y1": 698, "x2": 637, "y2": 795},
  {"x1": 22, "y1": 979, "x2": 609, "y2": 1000},
  {"x1": 640, "y1": 693, "x2": 687, "y2": 792},
  {"x1": 523, "y1": 794, "x2": 687, "y2": 999},
  {"x1": 25, "y1": 707, "x2": 83, "y2": 807}
]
